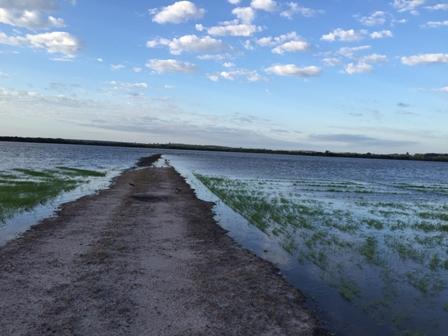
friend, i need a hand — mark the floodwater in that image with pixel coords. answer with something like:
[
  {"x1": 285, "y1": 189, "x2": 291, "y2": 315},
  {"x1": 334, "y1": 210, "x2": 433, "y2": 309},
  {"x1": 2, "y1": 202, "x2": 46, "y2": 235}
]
[
  {"x1": 0, "y1": 142, "x2": 156, "y2": 244},
  {"x1": 166, "y1": 150, "x2": 448, "y2": 336},
  {"x1": 1, "y1": 142, "x2": 447, "y2": 335}
]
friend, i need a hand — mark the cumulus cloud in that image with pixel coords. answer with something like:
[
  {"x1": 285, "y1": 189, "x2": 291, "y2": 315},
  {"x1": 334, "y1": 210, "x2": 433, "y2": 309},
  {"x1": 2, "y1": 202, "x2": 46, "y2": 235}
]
[
  {"x1": 203, "y1": 20, "x2": 261, "y2": 36},
  {"x1": 256, "y1": 31, "x2": 309, "y2": 54},
  {"x1": 0, "y1": 0, "x2": 56, "y2": 10},
  {"x1": 146, "y1": 35, "x2": 225, "y2": 55},
  {"x1": 337, "y1": 45, "x2": 371, "y2": 58},
  {"x1": 280, "y1": 2, "x2": 321, "y2": 18},
  {"x1": 370, "y1": 30, "x2": 393, "y2": 39},
  {"x1": 151, "y1": 1, "x2": 204, "y2": 24},
  {"x1": 392, "y1": 0, "x2": 426, "y2": 13},
  {"x1": 0, "y1": 8, "x2": 64, "y2": 29},
  {"x1": 321, "y1": 28, "x2": 367, "y2": 42},
  {"x1": 426, "y1": 3, "x2": 448, "y2": 10},
  {"x1": 422, "y1": 20, "x2": 448, "y2": 28},
  {"x1": 437, "y1": 86, "x2": 448, "y2": 93},
  {"x1": 358, "y1": 11, "x2": 389, "y2": 26},
  {"x1": 322, "y1": 57, "x2": 341, "y2": 66},
  {"x1": 228, "y1": 0, "x2": 241, "y2": 5},
  {"x1": 0, "y1": 31, "x2": 80, "y2": 57},
  {"x1": 344, "y1": 54, "x2": 387, "y2": 74},
  {"x1": 207, "y1": 68, "x2": 263, "y2": 82},
  {"x1": 146, "y1": 59, "x2": 196, "y2": 73},
  {"x1": 345, "y1": 62, "x2": 373, "y2": 74},
  {"x1": 232, "y1": 7, "x2": 255, "y2": 23},
  {"x1": 196, "y1": 53, "x2": 232, "y2": 61},
  {"x1": 111, "y1": 64, "x2": 125, "y2": 70},
  {"x1": 401, "y1": 53, "x2": 448, "y2": 65},
  {"x1": 251, "y1": 0, "x2": 277, "y2": 12},
  {"x1": 265, "y1": 64, "x2": 320, "y2": 77}
]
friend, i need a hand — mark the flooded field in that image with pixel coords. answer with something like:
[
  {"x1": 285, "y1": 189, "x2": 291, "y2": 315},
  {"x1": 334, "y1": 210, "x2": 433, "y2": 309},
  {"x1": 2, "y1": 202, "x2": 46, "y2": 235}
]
[
  {"x1": 0, "y1": 142, "x2": 155, "y2": 243},
  {"x1": 1, "y1": 142, "x2": 447, "y2": 335},
  {"x1": 167, "y1": 151, "x2": 448, "y2": 336}
]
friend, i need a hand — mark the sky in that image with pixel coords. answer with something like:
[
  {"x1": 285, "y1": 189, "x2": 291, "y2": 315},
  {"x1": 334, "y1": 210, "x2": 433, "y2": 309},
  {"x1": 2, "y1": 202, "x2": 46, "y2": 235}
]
[{"x1": 0, "y1": 0, "x2": 447, "y2": 153}]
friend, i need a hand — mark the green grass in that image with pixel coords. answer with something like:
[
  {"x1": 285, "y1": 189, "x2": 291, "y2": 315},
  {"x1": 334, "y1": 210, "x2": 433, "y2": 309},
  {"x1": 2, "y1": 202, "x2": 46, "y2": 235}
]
[
  {"x1": 0, "y1": 167, "x2": 106, "y2": 222},
  {"x1": 338, "y1": 279, "x2": 361, "y2": 301},
  {"x1": 360, "y1": 237, "x2": 380, "y2": 265},
  {"x1": 195, "y1": 173, "x2": 448, "y2": 333},
  {"x1": 56, "y1": 167, "x2": 106, "y2": 177},
  {"x1": 363, "y1": 218, "x2": 384, "y2": 230}
]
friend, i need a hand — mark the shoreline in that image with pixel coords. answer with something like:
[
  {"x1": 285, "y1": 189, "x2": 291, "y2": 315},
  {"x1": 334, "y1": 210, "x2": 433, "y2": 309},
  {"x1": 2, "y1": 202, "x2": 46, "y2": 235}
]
[{"x1": 0, "y1": 156, "x2": 327, "y2": 335}]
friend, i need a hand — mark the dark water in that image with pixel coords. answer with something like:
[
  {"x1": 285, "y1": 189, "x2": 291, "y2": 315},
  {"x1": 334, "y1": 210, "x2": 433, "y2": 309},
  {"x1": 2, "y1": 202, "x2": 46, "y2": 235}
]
[{"x1": 1, "y1": 142, "x2": 447, "y2": 335}]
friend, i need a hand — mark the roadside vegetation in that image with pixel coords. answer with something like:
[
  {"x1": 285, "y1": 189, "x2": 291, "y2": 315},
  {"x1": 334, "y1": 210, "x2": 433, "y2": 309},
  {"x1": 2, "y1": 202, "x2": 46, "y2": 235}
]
[{"x1": 0, "y1": 167, "x2": 106, "y2": 222}]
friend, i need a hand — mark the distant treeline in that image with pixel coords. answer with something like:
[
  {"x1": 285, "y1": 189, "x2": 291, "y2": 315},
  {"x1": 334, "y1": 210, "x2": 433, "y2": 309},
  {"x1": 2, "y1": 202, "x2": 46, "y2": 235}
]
[{"x1": 1, "y1": 136, "x2": 447, "y2": 163}]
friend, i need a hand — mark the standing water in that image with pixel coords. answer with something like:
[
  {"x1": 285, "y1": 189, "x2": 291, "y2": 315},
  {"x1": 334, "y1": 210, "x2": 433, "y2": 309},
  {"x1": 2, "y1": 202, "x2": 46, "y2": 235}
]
[
  {"x1": 1, "y1": 142, "x2": 447, "y2": 335},
  {"x1": 166, "y1": 150, "x2": 448, "y2": 336}
]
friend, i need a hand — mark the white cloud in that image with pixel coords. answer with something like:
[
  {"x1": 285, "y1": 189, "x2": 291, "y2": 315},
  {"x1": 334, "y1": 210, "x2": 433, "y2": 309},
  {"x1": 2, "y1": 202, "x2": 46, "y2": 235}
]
[
  {"x1": 132, "y1": 67, "x2": 143, "y2": 73},
  {"x1": 0, "y1": 31, "x2": 80, "y2": 57},
  {"x1": 401, "y1": 53, "x2": 448, "y2": 65},
  {"x1": 0, "y1": 8, "x2": 64, "y2": 29},
  {"x1": 272, "y1": 40, "x2": 309, "y2": 54},
  {"x1": 146, "y1": 59, "x2": 196, "y2": 73},
  {"x1": 197, "y1": 53, "x2": 232, "y2": 61},
  {"x1": 392, "y1": 0, "x2": 426, "y2": 13},
  {"x1": 265, "y1": 64, "x2": 321, "y2": 77},
  {"x1": 345, "y1": 62, "x2": 372, "y2": 74},
  {"x1": 422, "y1": 20, "x2": 448, "y2": 28},
  {"x1": 111, "y1": 64, "x2": 125, "y2": 70},
  {"x1": 437, "y1": 86, "x2": 448, "y2": 93},
  {"x1": 152, "y1": 1, "x2": 204, "y2": 24},
  {"x1": 232, "y1": 7, "x2": 255, "y2": 23},
  {"x1": 251, "y1": 0, "x2": 277, "y2": 12},
  {"x1": 0, "y1": 0, "x2": 56, "y2": 10},
  {"x1": 358, "y1": 11, "x2": 388, "y2": 26},
  {"x1": 322, "y1": 57, "x2": 341, "y2": 66},
  {"x1": 147, "y1": 35, "x2": 225, "y2": 55},
  {"x1": 228, "y1": 0, "x2": 241, "y2": 5},
  {"x1": 321, "y1": 28, "x2": 367, "y2": 42},
  {"x1": 361, "y1": 54, "x2": 388, "y2": 63},
  {"x1": 337, "y1": 45, "x2": 371, "y2": 58},
  {"x1": 205, "y1": 20, "x2": 261, "y2": 36},
  {"x1": 426, "y1": 3, "x2": 448, "y2": 10},
  {"x1": 223, "y1": 62, "x2": 235, "y2": 68},
  {"x1": 107, "y1": 81, "x2": 148, "y2": 92},
  {"x1": 280, "y1": 2, "x2": 320, "y2": 19},
  {"x1": 257, "y1": 32, "x2": 309, "y2": 54},
  {"x1": 207, "y1": 68, "x2": 263, "y2": 82},
  {"x1": 370, "y1": 30, "x2": 393, "y2": 39},
  {"x1": 344, "y1": 54, "x2": 387, "y2": 75},
  {"x1": 96, "y1": 58, "x2": 103, "y2": 62}
]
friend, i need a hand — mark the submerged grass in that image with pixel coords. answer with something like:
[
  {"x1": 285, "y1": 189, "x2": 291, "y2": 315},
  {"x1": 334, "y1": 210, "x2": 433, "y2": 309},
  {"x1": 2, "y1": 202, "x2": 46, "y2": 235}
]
[
  {"x1": 0, "y1": 167, "x2": 106, "y2": 222},
  {"x1": 195, "y1": 173, "x2": 448, "y2": 335}
]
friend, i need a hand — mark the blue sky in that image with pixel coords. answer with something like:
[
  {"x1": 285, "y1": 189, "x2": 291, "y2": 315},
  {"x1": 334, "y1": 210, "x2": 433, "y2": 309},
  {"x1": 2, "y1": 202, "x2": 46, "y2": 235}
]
[{"x1": 0, "y1": 0, "x2": 447, "y2": 153}]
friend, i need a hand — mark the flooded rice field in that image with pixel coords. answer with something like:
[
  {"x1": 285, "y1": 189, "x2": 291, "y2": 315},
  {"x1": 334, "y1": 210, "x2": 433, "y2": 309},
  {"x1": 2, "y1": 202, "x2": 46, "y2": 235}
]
[
  {"x1": 0, "y1": 142, "x2": 155, "y2": 243},
  {"x1": 167, "y1": 151, "x2": 448, "y2": 336},
  {"x1": 1, "y1": 142, "x2": 447, "y2": 335}
]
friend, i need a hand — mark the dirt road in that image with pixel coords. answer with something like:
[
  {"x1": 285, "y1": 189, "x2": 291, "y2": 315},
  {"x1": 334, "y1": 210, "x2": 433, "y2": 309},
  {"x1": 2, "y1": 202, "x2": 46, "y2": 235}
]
[{"x1": 0, "y1": 157, "x2": 325, "y2": 335}]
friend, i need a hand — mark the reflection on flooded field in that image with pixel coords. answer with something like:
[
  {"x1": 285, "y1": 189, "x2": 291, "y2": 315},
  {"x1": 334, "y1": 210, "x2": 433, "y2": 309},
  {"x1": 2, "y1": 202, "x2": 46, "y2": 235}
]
[{"x1": 195, "y1": 174, "x2": 448, "y2": 336}]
